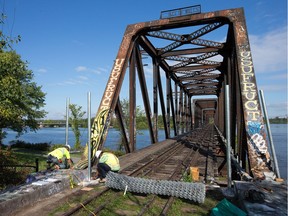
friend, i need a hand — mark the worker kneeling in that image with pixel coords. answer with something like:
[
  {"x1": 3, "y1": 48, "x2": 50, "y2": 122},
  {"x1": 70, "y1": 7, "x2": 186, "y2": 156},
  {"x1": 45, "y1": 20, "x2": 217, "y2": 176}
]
[
  {"x1": 96, "y1": 150, "x2": 120, "y2": 183},
  {"x1": 47, "y1": 145, "x2": 73, "y2": 170}
]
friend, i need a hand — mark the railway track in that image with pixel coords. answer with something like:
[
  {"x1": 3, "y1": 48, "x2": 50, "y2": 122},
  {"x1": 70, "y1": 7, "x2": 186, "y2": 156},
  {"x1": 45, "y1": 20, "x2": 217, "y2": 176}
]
[{"x1": 60, "y1": 124, "x2": 222, "y2": 215}]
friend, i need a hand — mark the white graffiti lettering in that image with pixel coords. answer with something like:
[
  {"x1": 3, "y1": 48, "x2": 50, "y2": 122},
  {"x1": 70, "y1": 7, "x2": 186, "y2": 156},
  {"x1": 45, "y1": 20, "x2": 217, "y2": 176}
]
[
  {"x1": 100, "y1": 58, "x2": 124, "y2": 110},
  {"x1": 251, "y1": 133, "x2": 267, "y2": 154},
  {"x1": 240, "y1": 51, "x2": 260, "y2": 120}
]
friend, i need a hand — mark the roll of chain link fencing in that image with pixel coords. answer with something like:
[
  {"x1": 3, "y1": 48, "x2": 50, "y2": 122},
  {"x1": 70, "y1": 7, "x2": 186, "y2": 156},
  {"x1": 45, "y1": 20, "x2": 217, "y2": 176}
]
[{"x1": 105, "y1": 172, "x2": 206, "y2": 203}]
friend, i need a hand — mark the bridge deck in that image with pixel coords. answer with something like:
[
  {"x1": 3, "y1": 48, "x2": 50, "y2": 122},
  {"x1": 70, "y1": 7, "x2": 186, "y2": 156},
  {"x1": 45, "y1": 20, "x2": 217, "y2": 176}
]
[
  {"x1": 1, "y1": 125, "x2": 229, "y2": 215},
  {"x1": 1, "y1": 126, "x2": 286, "y2": 215}
]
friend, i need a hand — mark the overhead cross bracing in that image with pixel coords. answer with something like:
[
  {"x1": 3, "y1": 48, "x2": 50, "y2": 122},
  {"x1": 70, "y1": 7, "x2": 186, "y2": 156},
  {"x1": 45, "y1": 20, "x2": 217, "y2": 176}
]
[{"x1": 75, "y1": 7, "x2": 277, "y2": 181}]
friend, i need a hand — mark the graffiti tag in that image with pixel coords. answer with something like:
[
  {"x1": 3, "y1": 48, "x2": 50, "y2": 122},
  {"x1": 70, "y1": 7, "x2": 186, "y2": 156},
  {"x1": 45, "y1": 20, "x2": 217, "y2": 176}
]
[
  {"x1": 100, "y1": 58, "x2": 124, "y2": 110},
  {"x1": 240, "y1": 51, "x2": 260, "y2": 121}
]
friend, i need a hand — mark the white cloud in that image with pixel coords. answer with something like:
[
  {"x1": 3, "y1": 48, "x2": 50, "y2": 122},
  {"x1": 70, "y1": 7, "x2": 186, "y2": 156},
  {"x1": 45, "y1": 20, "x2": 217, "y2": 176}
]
[
  {"x1": 249, "y1": 27, "x2": 287, "y2": 73},
  {"x1": 75, "y1": 65, "x2": 106, "y2": 74},
  {"x1": 258, "y1": 84, "x2": 287, "y2": 92},
  {"x1": 266, "y1": 101, "x2": 288, "y2": 118},
  {"x1": 75, "y1": 66, "x2": 87, "y2": 72},
  {"x1": 78, "y1": 75, "x2": 88, "y2": 80},
  {"x1": 90, "y1": 69, "x2": 101, "y2": 74},
  {"x1": 264, "y1": 73, "x2": 287, "y2": 80},
  {"x1": 37, "y1": 68, "x2": 47, "y2": 73}
]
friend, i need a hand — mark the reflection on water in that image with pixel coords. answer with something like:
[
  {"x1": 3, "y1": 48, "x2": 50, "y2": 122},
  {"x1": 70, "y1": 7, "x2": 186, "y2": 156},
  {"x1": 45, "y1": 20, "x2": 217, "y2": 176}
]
[{"x1": 3, "y1": 124, "x2": 287, "y2": 179}]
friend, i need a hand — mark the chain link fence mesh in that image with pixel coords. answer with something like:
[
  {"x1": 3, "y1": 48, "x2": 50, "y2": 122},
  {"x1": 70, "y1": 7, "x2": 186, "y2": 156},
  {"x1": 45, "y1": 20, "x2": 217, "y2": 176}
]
[{"x1": 105, "y1": 172, "x2": 206, "y2": 203}]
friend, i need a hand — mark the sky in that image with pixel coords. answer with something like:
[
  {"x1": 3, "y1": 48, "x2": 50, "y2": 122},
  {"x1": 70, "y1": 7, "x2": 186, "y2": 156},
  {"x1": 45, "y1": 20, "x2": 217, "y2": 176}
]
[{"x1": 1, "y1": 0, "x2": 287, "y2": 119}]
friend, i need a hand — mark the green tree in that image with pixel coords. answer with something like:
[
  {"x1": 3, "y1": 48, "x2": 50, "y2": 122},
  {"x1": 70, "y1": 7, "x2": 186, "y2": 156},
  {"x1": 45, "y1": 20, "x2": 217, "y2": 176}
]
[
  {"x1": 0, "y1": 51, "x2": 46, "y2": 144},
  {"x1": 69, "y1": 104, "x2": 86, "y2": 150},
  {"x1": 1, "y1": 13, "x2": 21, "y2": 51}
]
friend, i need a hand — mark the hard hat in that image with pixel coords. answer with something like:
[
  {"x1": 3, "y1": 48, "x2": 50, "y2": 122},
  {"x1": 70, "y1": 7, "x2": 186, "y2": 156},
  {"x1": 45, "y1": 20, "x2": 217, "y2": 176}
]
[
  {"x1": 65, "y1": 144, "x2": 71, "y2": 150},
  {"x1": 96, "y1": 150, "x2": 102, "y2": 158}
]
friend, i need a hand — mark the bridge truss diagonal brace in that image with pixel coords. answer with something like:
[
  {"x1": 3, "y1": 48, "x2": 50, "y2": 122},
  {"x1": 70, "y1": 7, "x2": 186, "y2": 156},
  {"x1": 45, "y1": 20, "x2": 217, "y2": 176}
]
[{"x1": 74, "y1": 7, "x2": 276, "y2": 182}]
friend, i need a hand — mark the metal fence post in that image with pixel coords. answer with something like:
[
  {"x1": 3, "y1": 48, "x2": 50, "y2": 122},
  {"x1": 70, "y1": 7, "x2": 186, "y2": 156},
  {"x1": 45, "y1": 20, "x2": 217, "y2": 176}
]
[
  {"x1": 225, "y1": 85, "x2": 232, "y2": 187},
  {"x1": 35, "y1": 158, "x2": 39, "y2": 172},
  {"x1": 259, "y1": 90, "x2": 281, "y2": 178}
]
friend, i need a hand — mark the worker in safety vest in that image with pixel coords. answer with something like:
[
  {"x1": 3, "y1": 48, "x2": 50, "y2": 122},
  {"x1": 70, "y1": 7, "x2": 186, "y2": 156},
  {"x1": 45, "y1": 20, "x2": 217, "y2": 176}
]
[
  {"x1": 95, "y1": 150, "x2": 120, "y2": 182},
  {"x1": 47, "y1": 145, "x2": 73, "y2": 170}
]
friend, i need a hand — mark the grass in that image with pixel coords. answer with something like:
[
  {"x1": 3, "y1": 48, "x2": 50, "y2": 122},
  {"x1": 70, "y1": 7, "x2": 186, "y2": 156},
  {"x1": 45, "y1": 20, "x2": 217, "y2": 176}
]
[
  {"x1": 13, "y1": 149, "x2": 48, "y2": 171},
  {"x1": 49, "y1": 184, "x2": 225, "y2": 216},
  {"x1": 10, "y1": 147, "x2": 82, "y2": 171},
  {"x1": 0, "y1": 145, "x2": 83, "y2": 190}
]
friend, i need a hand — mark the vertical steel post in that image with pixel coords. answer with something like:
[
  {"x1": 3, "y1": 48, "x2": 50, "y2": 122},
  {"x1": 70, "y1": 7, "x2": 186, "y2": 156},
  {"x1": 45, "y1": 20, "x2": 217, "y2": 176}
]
[
  {"x1": 201, "y1": 109, "x2": 204, "y2": 125},
  {"x1": 153, "y1": 58, "x2": 158, "y2": 142},
  {"x1": 225, "y1": 85, "x2": 232, "y2": 187},
  {"x1": 259, "y1": 90, "x2": 281, "y2": 178},
  {"x1": 129, "y1": 49, "x2": 136, "y2": 152},
  {"x1": 166, "y1": 75, "x2": 171, "y2": 138},
  {"x1": 175, "y1": 83, "x2": 179, "y2": 135},
  {"x1": 180, "y1": 88, "x2": 183, "y2": 134},
  {"x1": 87, "y1": 92, "x2": 91, "y2": 181},
  {"x1": 65, "y1": 98, "x2": 70, "y2": 146}
]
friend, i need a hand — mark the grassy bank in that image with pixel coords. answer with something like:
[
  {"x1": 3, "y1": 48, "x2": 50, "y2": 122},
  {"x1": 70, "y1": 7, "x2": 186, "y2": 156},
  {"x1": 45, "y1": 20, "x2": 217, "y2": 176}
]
[{"x1": 0, "y1": 142, "x2": 82, "y2": 190}]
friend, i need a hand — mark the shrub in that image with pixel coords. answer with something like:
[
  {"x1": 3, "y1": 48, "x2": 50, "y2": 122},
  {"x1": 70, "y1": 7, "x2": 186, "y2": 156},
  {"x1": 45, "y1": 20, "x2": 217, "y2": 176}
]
[
  {"x1": 9, "y1": 140, "x2": 51, "y2": 151},
  {"x1": 0, "y1": 149, "x2": 31, "y2": 190}
]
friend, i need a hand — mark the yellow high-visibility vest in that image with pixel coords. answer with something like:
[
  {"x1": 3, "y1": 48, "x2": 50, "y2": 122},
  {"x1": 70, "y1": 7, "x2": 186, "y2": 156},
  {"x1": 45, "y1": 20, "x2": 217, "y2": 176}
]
[
  {"x1": 48, "y1": 147, "x2": 71, "y2": 160},
  {"x1": 99, "y1": 152, "x2": 120, "y2": 171}
]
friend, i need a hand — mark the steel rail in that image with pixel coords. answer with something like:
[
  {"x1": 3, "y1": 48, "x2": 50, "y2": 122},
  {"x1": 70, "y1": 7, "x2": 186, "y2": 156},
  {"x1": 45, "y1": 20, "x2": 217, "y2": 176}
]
[
  {"x1": 63, "y1": 126, "x2": 215, "y2": 215},
  {"x1": 62, "y1": 141, "x2": 184, "y2": 215},
  {"x1": 139, "y1": 145, "x2": 201, "y2": 215}
]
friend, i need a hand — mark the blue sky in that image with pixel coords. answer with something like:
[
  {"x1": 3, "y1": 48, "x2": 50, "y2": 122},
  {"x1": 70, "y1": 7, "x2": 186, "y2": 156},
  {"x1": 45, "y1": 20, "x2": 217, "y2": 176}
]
[{"x1": 1, "y1": 0, "x2": 287, "y2": 119}]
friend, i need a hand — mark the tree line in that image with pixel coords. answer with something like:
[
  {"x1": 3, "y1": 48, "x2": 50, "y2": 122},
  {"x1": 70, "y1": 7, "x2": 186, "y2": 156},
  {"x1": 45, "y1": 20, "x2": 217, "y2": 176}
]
[{"x1": 0, "y1": 14, "x2": 46, "y2": 145}]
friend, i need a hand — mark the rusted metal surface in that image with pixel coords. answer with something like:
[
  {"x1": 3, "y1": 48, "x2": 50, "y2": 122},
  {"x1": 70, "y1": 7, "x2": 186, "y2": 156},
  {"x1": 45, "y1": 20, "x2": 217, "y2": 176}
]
[{"x1": 75, "y1": 7, "x2": 275, "y2": 181}]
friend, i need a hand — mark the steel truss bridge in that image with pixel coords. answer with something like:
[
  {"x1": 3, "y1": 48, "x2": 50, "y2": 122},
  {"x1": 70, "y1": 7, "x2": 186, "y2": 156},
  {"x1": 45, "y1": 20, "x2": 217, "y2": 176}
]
[{"x1": 75, "y1": 6, "x2": 278, "y2": 181}]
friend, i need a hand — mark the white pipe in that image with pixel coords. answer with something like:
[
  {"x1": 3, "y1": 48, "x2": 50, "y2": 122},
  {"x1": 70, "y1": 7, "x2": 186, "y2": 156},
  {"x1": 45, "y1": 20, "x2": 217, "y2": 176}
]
[
  {"x1": 87, "y1": 92, "x2": 91, "y2": 181},
  {"x1": 225, "y1": 85, "x2": 232, "y2": 187},
  {"x1": 259, "y1": 90, "x2": 281, "y2": 178},
  {"x1": 65, "y1": 98, "x2": 70, "y2": 146}
]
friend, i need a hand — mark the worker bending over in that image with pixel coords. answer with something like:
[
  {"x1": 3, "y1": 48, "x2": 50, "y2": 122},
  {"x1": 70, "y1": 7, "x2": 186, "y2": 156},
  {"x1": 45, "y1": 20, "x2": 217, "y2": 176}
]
[
  {"x1": 95, "y1": 150, "x2": 120, "y2": 182},
  {"x1": 47, "y1": 145, "x2": 73, "y2": 170}
]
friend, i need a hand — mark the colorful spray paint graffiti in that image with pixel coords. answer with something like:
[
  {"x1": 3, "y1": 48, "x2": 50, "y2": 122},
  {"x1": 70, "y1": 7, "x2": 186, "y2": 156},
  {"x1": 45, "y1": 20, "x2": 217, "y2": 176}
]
[
  {"x1": 74, "y1": 58, "x2": 125, "y2": 169},
  {"x1": 247, "y1": 121, "x2": 268, "y2": 154},
  {"x1": 74, "y1": 108, "x2": 109, "y2": 169},
  {"x1": 240, "y1": 50, "x2": 273, "y2": 179}
]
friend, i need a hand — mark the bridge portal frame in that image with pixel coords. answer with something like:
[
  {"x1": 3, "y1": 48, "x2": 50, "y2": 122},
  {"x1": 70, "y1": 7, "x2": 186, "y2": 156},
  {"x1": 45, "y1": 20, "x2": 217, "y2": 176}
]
[{"x1": 75, "y1": 7, "x2": 275, "y2": 181}]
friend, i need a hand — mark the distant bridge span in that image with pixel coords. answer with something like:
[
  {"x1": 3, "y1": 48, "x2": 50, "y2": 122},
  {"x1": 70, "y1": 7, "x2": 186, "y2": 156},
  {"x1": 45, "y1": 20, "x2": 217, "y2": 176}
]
[{"x1": 75, "y1": 7, "x2": 276, "y2": 181}]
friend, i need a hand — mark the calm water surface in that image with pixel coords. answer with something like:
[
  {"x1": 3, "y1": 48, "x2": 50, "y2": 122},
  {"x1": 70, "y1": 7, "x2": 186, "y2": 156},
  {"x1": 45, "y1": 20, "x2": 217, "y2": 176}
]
[{"x1": 3, "y1": 124, "x2": 287, "y2": 179}]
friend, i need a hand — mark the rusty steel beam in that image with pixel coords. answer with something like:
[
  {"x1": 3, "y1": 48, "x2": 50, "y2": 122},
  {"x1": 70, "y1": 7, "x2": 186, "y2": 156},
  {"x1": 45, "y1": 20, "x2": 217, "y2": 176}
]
[
  {"x1": 129, "y1": 47, "x2": 136, "y2": 152},
  {"x1": 172, "y1": 64, "x2": 220, "y2": 72},
  {"x1": 135, "y1": 46, "x2": 155, "y2": 144},
  {"x1": 177, "y1": 73, "x2": 220, "y2": 81},
  {"x1": 153, "y1": 58, "x2": 159, "y2": 142},
  {"x1": 115, "y1": 98, "x2": 130, "y2": 153},
  {"x1": 184, "y1": 82, "x2": 219, "y2": 88},
  {"x1": 171, "y1": 52, "x2": 219, "y2": 69},
  {"x1": 157, "y1": 67, "x2": 169, "y2": 138},
  {"x1": 170, "y1": 82, "x2": 177, "y2": 136},
  {"x1": 74, "y1": 7, "x2": 275, "y2": 181},
  {"x1": 166, "y1": 75, "x2": 171, "y2": 138},
  {"x1": 159, "y1": 22, "x2": 225, "y2": 55},
  {"x1": 161, "y1": 47, "x2": 220, "y2": 57}
]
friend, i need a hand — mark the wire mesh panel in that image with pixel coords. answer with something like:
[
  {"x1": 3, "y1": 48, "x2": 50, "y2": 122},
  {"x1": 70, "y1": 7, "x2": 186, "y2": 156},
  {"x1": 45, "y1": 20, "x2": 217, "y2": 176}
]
[{"x1": 105, "y1": 172, "x2": 206, "y2": 203}]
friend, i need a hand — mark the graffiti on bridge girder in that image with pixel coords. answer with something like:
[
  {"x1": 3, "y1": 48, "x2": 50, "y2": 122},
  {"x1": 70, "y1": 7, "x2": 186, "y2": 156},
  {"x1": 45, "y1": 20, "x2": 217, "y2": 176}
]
[
  {"x1": 74, "y1": 58, "x2": 125, "y2": 169},
  {"x1": 240, "y1": 49, "x2": 273, "y2": 179},
  {"x1": 100, "y1": 58, "x2": 125, "y2": 110}
]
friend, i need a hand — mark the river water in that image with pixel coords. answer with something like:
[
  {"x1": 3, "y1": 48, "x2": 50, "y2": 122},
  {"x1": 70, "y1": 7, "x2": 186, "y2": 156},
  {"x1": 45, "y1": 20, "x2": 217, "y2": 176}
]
[{"x1": 3, "y1": 124, "x2": 287, "y2": 179}]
